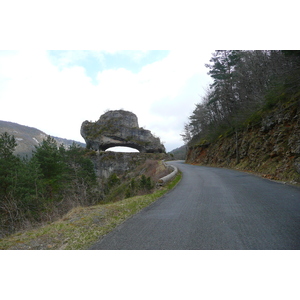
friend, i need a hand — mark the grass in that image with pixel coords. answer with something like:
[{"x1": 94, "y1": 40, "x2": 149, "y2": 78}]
[{"x1": 0, "y1": 172, "x2": 181, "y2": 250}]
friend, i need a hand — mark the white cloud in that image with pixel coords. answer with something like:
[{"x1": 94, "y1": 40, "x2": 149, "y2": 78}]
[
  {"x1": 0, "y1": 50, "x2": 212, "y2": 152},
  {"x1": 49, "y1": 51, "x2": 91, "y2": 68},
  {"x1": 0, "y1": 51, "x2": 97, "y2": 139}
]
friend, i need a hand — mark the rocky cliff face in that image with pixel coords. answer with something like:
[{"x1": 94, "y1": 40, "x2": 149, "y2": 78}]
[
  {"x1": 186, "y1": 101, "x2": 300, "y2": 183},
  {"x1": 81, "y1": 110, "x2": 165, "y2": 153},
  {"x1": 89, "y1": 151, "x2": 167, "y2": 180}
]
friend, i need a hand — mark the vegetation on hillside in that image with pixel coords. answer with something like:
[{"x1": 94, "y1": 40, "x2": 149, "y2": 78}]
[
  {"x1": 101, "y1": 160, "x2": 167, "y2": 203},
  {"x1": 0, "y1": 172, "x2": 182, "y2": 250},
  {"x1": 0, "y1": 134, "x2": 99, "y2": 237},
  {"x1": 0, "y1": 133, "x2": 170, "y2": 238},
  {"x1": 182, "y1": 51, "x2": 300, "y2": 153}
]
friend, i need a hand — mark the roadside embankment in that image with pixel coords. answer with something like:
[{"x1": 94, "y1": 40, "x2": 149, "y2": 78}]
[
  {"x1": 186, "y1": 100, "x2": 300, "y2": 184},
  {"x1": 0, "y1": 172, "x2": 181, "y2": 250}
]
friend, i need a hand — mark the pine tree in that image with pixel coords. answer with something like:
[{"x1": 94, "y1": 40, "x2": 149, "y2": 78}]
[
  {"x1": 205, "y1": 50, "x2": 241, "y2": 120},
  {"x1": 31, "y1": 136, "x2": 65, "y2": 200},
  {"x1": 0, "y1": 132, "x2": 21, "y2": 197}
]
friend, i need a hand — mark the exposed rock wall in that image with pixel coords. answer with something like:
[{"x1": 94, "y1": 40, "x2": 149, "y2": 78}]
[
  {"x1": 186, "y1": 101, "x2": 300, "y2": 183},
  {"x1": 88, "y1": 151, "x2": 168, "y2": 180}
]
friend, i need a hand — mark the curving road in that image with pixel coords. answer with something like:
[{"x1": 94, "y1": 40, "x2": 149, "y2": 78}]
[{"x1": 90, "y1": 161, "x2": 300, "y2": 250}]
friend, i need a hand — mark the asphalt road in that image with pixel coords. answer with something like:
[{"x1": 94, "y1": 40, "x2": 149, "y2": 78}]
[{"x1": 90, "y1": 161, "x2": 300, "y2": 250}]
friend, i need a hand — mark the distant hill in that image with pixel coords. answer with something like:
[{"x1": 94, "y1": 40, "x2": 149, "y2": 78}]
[
  {"x1": 0, "y1": 120, "x2": 85, "y2": 157},
  {"x1": 51, "y1": 136, "x2": 86, "y2": 149},
  {"x1": 169, "y1": 145, "x2": 187, "y2": 160}
]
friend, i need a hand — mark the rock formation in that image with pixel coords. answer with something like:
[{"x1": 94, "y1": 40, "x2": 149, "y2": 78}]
[
  {"x1": 81, "y1": 110, "x2": 165, "y2": 153},
  {"x1": 90, "y1": 151, "x2": 167, "y2": 179}
]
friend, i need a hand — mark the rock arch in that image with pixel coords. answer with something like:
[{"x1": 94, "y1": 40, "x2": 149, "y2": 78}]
[{"x1": 80, "y1": 110, "x2": 165, "y2": 153}]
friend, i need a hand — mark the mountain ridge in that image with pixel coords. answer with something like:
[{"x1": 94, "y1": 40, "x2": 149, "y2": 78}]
[
  {"x1": 169, "y1": 144, "x2": 186, "y2": 160},
  {"x1": 0, "y1": 120, "x2": 85, "y2": 157}
]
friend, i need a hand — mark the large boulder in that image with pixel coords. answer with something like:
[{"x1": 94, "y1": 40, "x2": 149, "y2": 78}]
[{"x1": 80, "y1": 110, "x2": 166, "y2": 153}]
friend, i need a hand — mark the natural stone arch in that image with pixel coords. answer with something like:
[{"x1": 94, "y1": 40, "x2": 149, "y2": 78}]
[{"x1": 81, "y1": 110, "x2": 165, "y2": 153}]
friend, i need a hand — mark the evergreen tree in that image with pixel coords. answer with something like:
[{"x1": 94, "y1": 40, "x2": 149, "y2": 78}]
[
  {"x1": 0, "y1": 132, "x2": 21, "y2": 197},
  {"x1": 14, "y1": 157, "x2": 45, "y2": 216},
  {"x1": 1, "y1": 134, "x2": 99, "y2": 236},
  {"x1": 205, "y1": 50, "x2": 242, "y2": 121},
  {"x1": 31, "y1": 136, "x2": 66, "y2": 200}
]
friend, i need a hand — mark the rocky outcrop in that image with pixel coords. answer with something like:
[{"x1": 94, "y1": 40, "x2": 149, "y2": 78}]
[
  {"x1": 81, "y1": 110, "x2": 165, "y2": 153},
  {"x1": 186, "y1": 100, "x2": 300, "y2": 183},
  {"x1": 89, "y1": 151, "x2": 167, "y2": 179}
]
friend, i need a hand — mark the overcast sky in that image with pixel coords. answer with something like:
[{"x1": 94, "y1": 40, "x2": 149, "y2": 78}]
[{"x1": 0, "y1": 50, "x2": 213, "y2": 152}]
